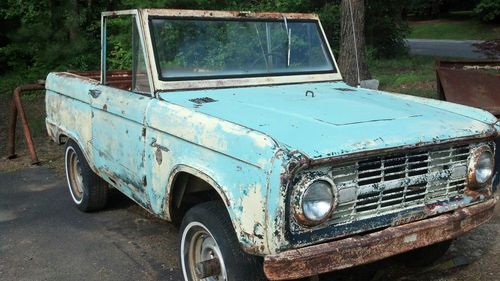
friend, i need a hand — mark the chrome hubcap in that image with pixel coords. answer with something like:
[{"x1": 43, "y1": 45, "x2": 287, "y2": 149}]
[
  {"x1": 183, "y1": 223, "x2": 227, "y2": 281},
  {"x1": 68, "y1": 149, "x2": 84, "y2": 202}
]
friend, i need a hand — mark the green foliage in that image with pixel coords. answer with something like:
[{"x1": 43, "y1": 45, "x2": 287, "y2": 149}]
[
  {"x1": 150, "y1": 18, "x2": 331, "y2": 77},
  {"x1": 369, "y1": 55, "x2": 437, "y2": 99},
  {"x1": 409, "y1": 18, "x2": 499, "y2": 40},
  {"x1": 318, "y1": 3, "x2": 341, "y2": 55},
  {"x1": 0, "y1": 0, "x2": 113, "y2": 74},
  {"x1": 232, "y1": 0, "x2": 408, "y2": 58},
  {"x1": 238, "y1": 0, "x2": 317, "y2": 12},
  {"x1": 474, "y1": 0, "x2": 500, "y2": 23},
  {"x1": 366, "y1": 0, "x2": 409, "y2": 57},
  {"x1": 106, "y1": 17, "x2": 133, "y2": 70},
  {"x1": 0, "y1": 0, "x2": 410, "y2": 81},
  {"x1": 406, "y1": 0, "x2": 447, "y2": 18}
]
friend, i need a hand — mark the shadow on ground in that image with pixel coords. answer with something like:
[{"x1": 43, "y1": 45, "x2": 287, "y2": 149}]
[
  {"x1": 1, "y1": 166, "x2": 499, "y2": 281},
  {"x1": 0, "y1": 166, "x2": 182, "y2": 281}
]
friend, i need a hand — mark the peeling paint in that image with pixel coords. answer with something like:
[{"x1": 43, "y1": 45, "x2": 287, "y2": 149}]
[
  {"x1": 264, "y1": 198, "x2": 496, "y2": 280},
  {"x1": 44, "y1": 10, "x2": 499, "y2": 273},
  {"x1": 189, "y1": 97, "x2": 217, "y2": 105},
  {"x1": 240, "y1": 183, "x2": 265, "y2": 235},
  {"x1": 159, "y1": 82, "x2": 497, "y2": 159},
  {"x1": 155, "y1": 147, "x2": 162, "y2": 165}
]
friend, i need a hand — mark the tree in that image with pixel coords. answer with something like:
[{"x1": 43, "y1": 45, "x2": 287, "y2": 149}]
[
  {"x1": 475, "y1": 0, "x2": 500, "y2": 23},
  {"x1": 365, "y1": 0, "x2": 409, "y2": 58},
  {"x1": 0, "y1": 0, "x2": 409, "y2": 83},
  {"x1": 338, "y1": 0, "x2": 370, "y2": 86}
]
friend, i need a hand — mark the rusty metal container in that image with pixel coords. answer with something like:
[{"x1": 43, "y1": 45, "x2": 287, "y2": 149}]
[{"x1": 437, "y1": 60, "x2": 500, "y2": 117}]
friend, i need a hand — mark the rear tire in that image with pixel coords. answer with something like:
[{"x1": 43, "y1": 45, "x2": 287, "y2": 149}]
[
  {"x1": 65, "y1": 139, "x2": 108, "y2": 212},
  {"x1": 179, "y1": 201, "x2": 266, "y2": 281}
]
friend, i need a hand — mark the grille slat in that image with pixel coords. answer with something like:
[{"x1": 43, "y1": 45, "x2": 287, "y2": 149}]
[
  {"x1": 356, "y1": 152, "x2": 469, "y2": 177},
  {"x1": 329, "y1": 144, "x2": 474, "y2": 223},
  {"x1": 356, "y1": 189, "x2": 427, "y2": 210},
  {"x1": 356, "y1": 161, "x2": 468, "y2": 186}
]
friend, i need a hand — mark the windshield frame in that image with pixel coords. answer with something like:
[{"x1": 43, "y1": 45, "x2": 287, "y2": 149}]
[
  {"x1": 149, "y1": 17, "x2": 336, "y2": 82},
  {"x1": 139, "y1": 9, "x2": 343, "y2": 92}
]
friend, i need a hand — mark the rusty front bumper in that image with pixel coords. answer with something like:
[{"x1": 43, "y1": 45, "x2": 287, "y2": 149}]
[{"x1": 263, "y1": 198, "x2": 497, "y2": 280}]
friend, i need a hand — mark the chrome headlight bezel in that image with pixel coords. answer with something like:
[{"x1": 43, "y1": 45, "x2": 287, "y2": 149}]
[
  {"x1": 293, "y1": 176, "x2": 337, "y2": 227},
  {"x1": 468, "y1": 145, "x2": 495, "y2": 188}
]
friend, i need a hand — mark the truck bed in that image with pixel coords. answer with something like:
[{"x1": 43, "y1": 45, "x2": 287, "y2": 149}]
[{"x1": 67, "y1": 70, "x2": 133, "y2": 90}]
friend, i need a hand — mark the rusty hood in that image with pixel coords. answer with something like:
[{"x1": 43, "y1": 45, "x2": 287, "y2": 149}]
[{"x1": 158, "y1": 82, "x2": 496, "y2": 159}]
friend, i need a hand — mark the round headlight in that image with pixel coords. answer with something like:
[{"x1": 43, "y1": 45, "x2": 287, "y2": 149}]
[
  {"x1": 475, "y1": 150, "x2": 494, "y2": 184},
  {"x1": 468, "y1": 146, "x2": 494, "y2": 187},
  {"x1": 300, "y1": 180, "x2": 335, "y2": 224}
]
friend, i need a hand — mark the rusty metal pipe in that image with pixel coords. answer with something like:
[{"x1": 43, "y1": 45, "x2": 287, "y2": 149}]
[
  {"x1": 7, "y1": 98, "x2": 18, "y2": 159},
  {"x1": 7, "y1": 83, "x2": 45, "y2": 165}
]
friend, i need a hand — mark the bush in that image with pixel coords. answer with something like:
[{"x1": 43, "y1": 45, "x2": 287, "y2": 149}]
[
  {"x1": 0, "y1": 0, "x2": 410, "y2": 77},
  {"x1": 406, "y1": 0, "x2": 448, "y2": 19},
  {"x1": 475, "y1": 0, "x2": 500, "y2": 23},
  {"x1": 365, "y1": 0, "x2": 410, "y2": 57},
  {"x1": 318, "y1": 3, "x2": 341, "y2": 55}
]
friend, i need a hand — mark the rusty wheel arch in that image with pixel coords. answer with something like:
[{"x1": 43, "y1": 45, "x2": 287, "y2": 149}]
[
  {"x1": 58, "y1": 133, "x2": 69, "y2": 145},
  {"x1": 166, "y1": 165, "x2": 231, "y2": 225},
  {"x1": 62, "y1": 135, "x2": 102, "y2": 178}
]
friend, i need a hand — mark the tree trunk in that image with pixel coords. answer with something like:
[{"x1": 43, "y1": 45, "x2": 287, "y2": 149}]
[
  {"x1": 338, "y1": 0, "x2": 370, "y2": 86},
  {"x1": 67, "y1": 0, "x2": 79, "y2": 43}
]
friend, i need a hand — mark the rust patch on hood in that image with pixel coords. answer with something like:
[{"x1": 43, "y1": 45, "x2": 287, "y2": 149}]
[{"x1": 189, "y1": 97, "x2": 217, "y2": 105}]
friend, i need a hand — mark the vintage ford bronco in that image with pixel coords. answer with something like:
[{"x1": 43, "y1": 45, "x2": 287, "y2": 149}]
[{"x1": 45, "y1": 9, "x2": 498, "y2": 281}]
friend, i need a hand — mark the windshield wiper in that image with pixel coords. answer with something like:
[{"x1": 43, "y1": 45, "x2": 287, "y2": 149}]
[
  {"x1": 254, "y1": 23, "x2": 269, "y2": 70},
  {"x1": 283, "y1": 15, "x2": 291, "y2": 67}
]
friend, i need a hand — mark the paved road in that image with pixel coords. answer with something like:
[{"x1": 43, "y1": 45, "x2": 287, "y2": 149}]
[
  {"x1": 405, "y1": 39, "x2": 495, "y2": 59},
  {"x1": 1, "y1": 166, "x2": 499, "y2": 281},
  {"x1": 0, "y1": 167, "x2": 374, "y2": 281},
  {"x1": 0, "y1": 166, "x2": 182, "y2": 281}
]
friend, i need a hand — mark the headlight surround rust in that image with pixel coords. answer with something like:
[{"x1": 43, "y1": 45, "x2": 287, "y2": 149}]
[
  {"x1": 468, "y1": 145, "x2": 495, "y2": 188},
  {"x1": 293, "y1": 177, "x2": 336, "y2": 226}
]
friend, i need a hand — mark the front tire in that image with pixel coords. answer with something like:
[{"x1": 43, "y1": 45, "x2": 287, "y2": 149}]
[
  {"x1": 65, "y1": 140, "x2": 108, "y2": 212},
  {"x1": 179, "y1": 202, "x2": 266, "y2": 281}
]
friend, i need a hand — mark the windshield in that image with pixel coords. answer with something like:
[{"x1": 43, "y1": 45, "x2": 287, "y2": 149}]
[{"x1": 149, "y1": 17, "x2": 335, "y2": 80}]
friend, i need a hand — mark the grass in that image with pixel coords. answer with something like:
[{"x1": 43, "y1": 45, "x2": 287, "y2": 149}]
[
  {"x1": 409, "y1": 18, "x2": 500, "y2": 41},
  {"x1": 0, "y1": 70, "x2": 48, "y2": 144},
  {"x1": 0, "y1": 70, "x2": 64, "y2": 172},
  {"x1": 369, "y1": 55, "x2": 438, "y2": 99}
]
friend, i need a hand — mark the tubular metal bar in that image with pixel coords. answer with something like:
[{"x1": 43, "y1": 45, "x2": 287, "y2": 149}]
[{"x1": 7, "y1": 83, "x2": 46, "y2": 165}]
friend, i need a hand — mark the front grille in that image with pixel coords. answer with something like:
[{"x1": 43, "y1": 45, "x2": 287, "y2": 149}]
[{"x1": 328, "y1": 144, "x2": 471, "y2": 225}]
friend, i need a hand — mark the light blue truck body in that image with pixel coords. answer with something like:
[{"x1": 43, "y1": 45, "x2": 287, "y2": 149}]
[{"x1": 45, "y1": 9, "x2": 498, "y2": 260}]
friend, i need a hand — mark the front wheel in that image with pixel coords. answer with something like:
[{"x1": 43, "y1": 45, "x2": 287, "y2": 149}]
[{"x1": 179, "y1": 202, "x2": 266, "y2": 281}]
